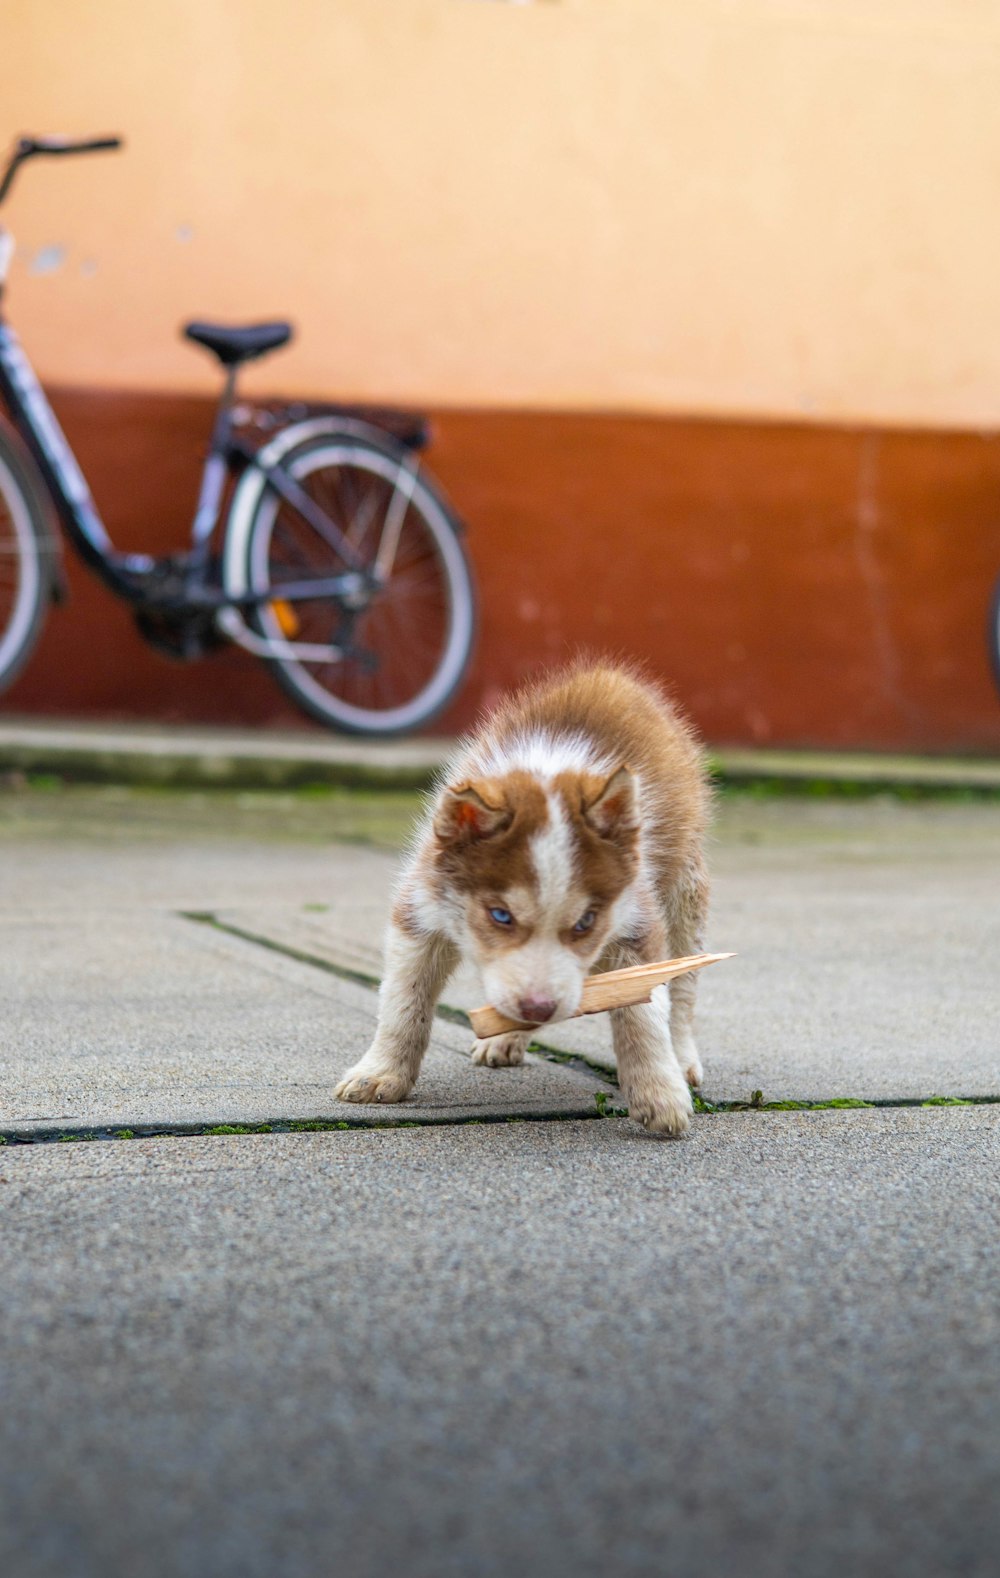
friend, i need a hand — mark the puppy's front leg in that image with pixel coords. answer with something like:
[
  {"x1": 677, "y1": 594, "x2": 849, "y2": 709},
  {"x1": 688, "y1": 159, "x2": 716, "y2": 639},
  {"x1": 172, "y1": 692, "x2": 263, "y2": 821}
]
[
  {"x1": 612, "y1": 988, "x2": 694, "y2": 1136},
  {"x1": 605, "y1": 916, "x2": 694, "y2": 1136},
  {"x1": 605, "y1": 928, "x2": 692, "y2": 1136},
  {"x1": 334, "y1": 922, "x2": 457, "y2": 1105}
]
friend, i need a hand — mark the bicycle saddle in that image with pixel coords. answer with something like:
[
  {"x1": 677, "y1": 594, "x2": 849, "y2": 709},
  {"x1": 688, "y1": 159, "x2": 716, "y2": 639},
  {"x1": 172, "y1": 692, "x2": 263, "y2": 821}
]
[{"x1": 183, "y1": 320, "x2": 293, "y2": 365}]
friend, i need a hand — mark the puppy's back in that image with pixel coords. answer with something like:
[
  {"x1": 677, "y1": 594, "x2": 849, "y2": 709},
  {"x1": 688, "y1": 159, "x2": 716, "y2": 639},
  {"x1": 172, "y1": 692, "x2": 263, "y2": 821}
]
[{"x1": 463, "y1": 660, "x2": 710, "y2": 883}]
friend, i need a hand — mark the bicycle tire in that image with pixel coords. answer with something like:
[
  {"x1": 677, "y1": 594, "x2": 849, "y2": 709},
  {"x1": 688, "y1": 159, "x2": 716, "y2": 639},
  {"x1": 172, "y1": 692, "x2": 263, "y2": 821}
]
[
  {"x1": 0, "y1": 417, "x2": 52, "y2": 694},
  {"x1": 235, "y1": 430, "x2": 476, "y2": 735}
]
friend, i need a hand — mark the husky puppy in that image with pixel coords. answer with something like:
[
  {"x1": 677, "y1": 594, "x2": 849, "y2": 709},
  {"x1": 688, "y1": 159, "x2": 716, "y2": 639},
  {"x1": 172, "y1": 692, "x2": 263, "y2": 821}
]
[{"x1": 334, "y1": 661, "x2": 711, "y2": 1134}]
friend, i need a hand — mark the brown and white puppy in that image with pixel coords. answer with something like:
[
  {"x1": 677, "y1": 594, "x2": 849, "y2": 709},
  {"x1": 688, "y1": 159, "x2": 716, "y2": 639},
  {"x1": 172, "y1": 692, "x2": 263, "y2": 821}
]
[{"x1": 334, "y1": 661, "x2": 711, "y2": 1134}]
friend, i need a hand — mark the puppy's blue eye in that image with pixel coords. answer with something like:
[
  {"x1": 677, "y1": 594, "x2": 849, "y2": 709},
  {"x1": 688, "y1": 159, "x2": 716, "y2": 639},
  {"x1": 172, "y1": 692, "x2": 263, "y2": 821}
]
[
  {"x1": 489, "y1": 906, "x2": 514, "y2": 927},
  {"x1": 573, "y1": 910, "x2": 596, "y2": 934}
]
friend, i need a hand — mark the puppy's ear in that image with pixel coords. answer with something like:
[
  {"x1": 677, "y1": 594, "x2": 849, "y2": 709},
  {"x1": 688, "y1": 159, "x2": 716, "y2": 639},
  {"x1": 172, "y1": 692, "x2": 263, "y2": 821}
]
[
  {"x1": 434, "y1": 782, "x2": 511, "y2": 844},
  {"x1": 583, "y1": 765, "x2": 637, "y2": 841}
]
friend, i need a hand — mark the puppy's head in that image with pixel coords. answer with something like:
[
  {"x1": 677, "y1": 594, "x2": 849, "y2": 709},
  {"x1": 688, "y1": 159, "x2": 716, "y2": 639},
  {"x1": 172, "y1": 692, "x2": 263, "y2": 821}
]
[{"x1": 433, "y1": 765, "x2": 640, "y2": 1025}]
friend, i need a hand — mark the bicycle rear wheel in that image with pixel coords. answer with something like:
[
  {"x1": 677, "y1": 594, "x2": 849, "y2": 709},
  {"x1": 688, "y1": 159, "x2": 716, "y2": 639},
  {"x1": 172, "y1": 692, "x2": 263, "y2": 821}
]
[
  {"x1": 241, "y1": 433, "x2": 476, "y2": 735},
  {"x1": 0, "y1": 420, "x2": 51, "y2": 693}
]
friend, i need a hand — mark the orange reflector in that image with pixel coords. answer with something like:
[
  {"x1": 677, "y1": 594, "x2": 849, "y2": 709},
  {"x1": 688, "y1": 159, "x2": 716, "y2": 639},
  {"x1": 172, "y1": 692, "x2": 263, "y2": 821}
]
[{"x1": 270, "y1": 599, "x2": 300, "y2": 637}]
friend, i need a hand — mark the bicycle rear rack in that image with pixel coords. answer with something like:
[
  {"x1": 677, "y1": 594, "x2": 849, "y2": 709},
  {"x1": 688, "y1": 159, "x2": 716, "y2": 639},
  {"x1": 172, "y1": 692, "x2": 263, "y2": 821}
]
[{"x1": 234, "y1": 400, "x2": 429, "y2": 451}]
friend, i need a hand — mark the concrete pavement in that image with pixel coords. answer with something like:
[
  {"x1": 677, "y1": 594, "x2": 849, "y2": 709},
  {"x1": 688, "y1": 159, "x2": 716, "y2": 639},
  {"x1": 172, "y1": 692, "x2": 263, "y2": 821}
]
[
  {"x1": 1, "y1": 780, "x2": 998, "y2": 1577},
  {"x1": 2, "y1": 1114, "x2": 998, "y2": 1578},
  {"x1": 6, "y1": 786, "x2": 994, "y2": 1118}
]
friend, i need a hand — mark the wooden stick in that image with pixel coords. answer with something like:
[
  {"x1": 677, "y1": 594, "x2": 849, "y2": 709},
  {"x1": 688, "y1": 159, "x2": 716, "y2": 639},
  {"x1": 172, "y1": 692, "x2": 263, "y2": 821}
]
[{"x1": 468, "y1": 952, "x2": 736, "y2": 1040}]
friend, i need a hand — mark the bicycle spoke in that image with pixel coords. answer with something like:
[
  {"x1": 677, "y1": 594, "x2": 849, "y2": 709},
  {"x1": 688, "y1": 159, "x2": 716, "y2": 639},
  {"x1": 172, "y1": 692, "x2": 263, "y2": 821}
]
[
  {"x1": 373, "y1": 465, "x2": 418, "y2": 583},
  {"x1": 342, "y1": 474, "x2": 383, "y2": 551}
]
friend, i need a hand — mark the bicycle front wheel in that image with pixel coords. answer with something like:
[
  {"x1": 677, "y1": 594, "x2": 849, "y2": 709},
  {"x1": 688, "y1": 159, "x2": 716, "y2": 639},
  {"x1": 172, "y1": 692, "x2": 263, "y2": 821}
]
[
  {"x1": 0, "y1": 420, "x2": 51, "y2": 693},
  {"x1": 242, "y1": 434, "x2": 476, "y2": 735}
]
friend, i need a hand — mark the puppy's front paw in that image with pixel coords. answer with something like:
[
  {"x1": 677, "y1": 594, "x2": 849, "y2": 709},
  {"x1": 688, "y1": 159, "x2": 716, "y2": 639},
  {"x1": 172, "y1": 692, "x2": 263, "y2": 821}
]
[
  {"x1": 471, "y1": 1032, "x2": 529, "y2": 1068},
  {"x1": 334, "y1": 1062, "x2": 412, "y2": 1105},
  {"x1": 625, "y1": 1081, "x2": 693, "y2": 1137}
]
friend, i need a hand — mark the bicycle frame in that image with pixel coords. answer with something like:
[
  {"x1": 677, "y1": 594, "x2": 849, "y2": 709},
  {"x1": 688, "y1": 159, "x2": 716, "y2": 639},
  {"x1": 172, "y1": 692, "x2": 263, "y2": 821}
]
[
  {"x1": 1, "y1": 318, "x2": 383, "y2": 610},
  {"x1": 0, "y1": 134, "x2": 475, "y2": 733},
  {"x1": 0, "y1": 318, "x2": 128, "y2": 589}
]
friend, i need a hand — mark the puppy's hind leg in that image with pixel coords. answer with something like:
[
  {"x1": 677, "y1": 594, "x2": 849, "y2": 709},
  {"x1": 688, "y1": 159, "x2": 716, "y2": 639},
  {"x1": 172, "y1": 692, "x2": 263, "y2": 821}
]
[
  {"x1": 665, "y1": 856, "x2": 710, "y2": 1089},
  {"x1": 335, "y1": 921, "x2": 457, "y2": 1105}
]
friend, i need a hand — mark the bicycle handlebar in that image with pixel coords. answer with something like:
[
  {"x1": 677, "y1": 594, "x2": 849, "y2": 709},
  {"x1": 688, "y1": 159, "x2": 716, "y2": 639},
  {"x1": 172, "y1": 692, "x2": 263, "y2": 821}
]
[
  {"x1": 0, "y1": 133, "x2": 123, "y2": 207},
  {"x1": 21, "y1": 135, "x2": 123, "y2": 156}
]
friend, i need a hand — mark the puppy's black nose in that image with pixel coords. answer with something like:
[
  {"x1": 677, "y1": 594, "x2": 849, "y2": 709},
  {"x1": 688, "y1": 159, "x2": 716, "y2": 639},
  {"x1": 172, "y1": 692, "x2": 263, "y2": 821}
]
[{"x1": 517, "y1": 996, "x2": 557, "y2": 1023}]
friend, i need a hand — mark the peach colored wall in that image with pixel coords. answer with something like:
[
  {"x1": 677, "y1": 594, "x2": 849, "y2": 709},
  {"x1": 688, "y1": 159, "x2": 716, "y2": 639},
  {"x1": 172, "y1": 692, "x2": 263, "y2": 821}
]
[{"x1": 4, "y1": 0, "x2": 1000, "y2": 428}]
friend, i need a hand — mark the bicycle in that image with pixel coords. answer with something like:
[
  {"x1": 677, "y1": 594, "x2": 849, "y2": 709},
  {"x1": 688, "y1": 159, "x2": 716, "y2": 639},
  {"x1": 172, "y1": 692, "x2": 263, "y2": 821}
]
[{"x1": 0, "y1": 134, "x2": 476, "y2": 736}]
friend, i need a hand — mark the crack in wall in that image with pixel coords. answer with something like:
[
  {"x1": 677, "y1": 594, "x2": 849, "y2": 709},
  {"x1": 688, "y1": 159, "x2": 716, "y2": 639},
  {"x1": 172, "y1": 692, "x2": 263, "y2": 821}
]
[{"x1": 854, "y1": 435, "x2": 923, "y2": 729}]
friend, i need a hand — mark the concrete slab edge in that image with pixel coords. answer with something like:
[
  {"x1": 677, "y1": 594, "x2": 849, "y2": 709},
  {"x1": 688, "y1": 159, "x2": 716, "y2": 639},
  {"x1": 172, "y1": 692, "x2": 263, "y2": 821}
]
[
  {"x1": 2, "y1": 720, "x2": 1000, "y2": 793},
  {"x1": 0, "y1": 741, "x2": 440, "y2": 793},
  {"x1": 712, "y1": 749, "x2": 1000, "y2": 794}
]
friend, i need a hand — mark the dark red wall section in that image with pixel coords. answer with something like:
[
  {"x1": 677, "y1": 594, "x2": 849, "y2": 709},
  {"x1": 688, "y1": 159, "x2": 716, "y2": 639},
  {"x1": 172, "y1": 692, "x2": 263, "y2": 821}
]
[{"x1": 5, "y1": 387, "x2": 1000, "y2": 752}]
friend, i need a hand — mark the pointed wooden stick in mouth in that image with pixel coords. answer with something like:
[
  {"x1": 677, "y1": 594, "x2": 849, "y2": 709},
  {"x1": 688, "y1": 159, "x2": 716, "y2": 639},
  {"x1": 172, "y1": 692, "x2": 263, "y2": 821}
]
[{"x1": 468, "y1": 952, "x2": 736, "y2": 1040}]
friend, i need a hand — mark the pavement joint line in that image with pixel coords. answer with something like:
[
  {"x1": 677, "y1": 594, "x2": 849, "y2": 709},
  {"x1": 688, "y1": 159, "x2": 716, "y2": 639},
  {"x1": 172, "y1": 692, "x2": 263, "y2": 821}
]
[
  {"x1": 1, "y1": 1092, "x2": 998, "y2": 1148},
  {"x1": 0, "y1": 1110, "x2": 606, "y2": 1146},
  {"x1": 181, "y1": 910, "x2": 384, "y2": 996},
  {"x1": 180, "y1": 909, "x2": 620, "y2": 1087},
  {"x1": 179, "y1": 915, "x2": 996, "y2": 1110},
  {"x1": 692, "y1": 1092, "x2": 1000, "y2": 1112}
]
